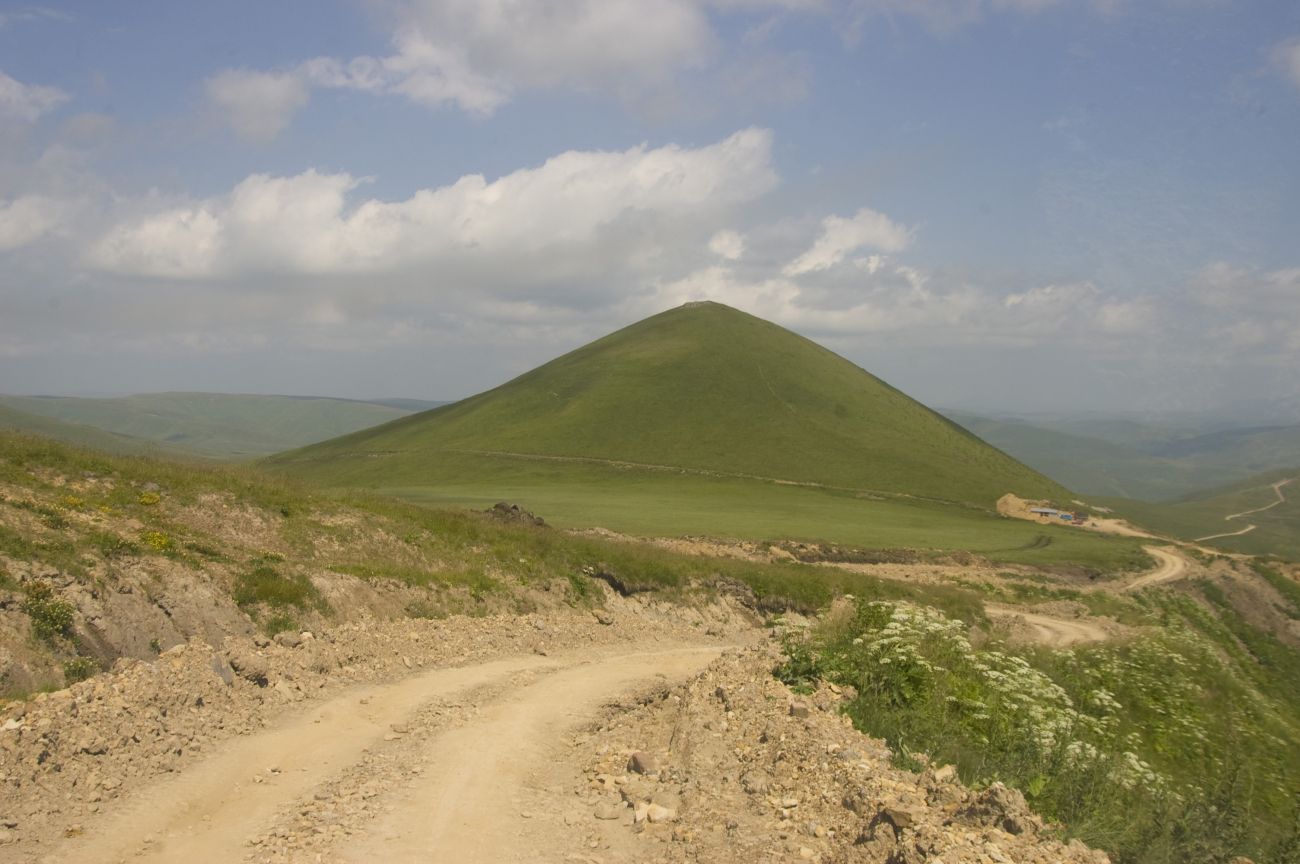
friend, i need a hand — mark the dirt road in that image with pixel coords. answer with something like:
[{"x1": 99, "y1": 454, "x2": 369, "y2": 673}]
[
  {"x1": 985, "y1": 604, "x2": 1110, "y2": 647},
  {"x1": 1123, "y1": 546, "x2": 1187, "y2": 591},
  {"x1": 43, "y1": 644, "x2": 725, "y2": 864},
  {"x1": 1195, "y1": 477, "x2": 1293, "y2": 542}
]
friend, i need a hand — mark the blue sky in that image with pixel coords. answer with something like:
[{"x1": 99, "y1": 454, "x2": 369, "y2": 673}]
[{"x1": 1, "y1": 0, "x2": 1298, "y2": 418}]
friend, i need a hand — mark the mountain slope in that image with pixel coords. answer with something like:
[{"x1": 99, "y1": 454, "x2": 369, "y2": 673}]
[
  {"x1": 0, "y1": 402, "x2": 193, "y2": 458},
  {"x1": 1106, "y1": 468, "x2": 1300, "y2": 559},
  {"x1": 0, "y1": 393, "x2": 414, "y2": 459},
  {"x1": 273, "y1": 302, "x2": 1066, "y2": 507},
  {"x1": 947, "y1": 411, "x2": 1300, "y2": 502}
]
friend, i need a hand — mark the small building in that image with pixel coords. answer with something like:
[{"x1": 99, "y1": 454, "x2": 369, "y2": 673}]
[{"x1": 1029, "y1": 507, "x2": 1061, "y2": 517}]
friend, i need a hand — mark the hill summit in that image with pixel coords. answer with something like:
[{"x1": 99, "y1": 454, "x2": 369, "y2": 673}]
[{"x1": 272, "y1": 302, "x2": 1065, "y2": 506}]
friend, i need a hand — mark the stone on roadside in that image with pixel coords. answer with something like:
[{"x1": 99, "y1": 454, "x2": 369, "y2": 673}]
[{"x1": 627, "y1": 751, "x2": 660, "y2": 775}]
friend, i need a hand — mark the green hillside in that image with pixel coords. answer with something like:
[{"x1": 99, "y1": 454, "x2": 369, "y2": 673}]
[
  {"x1": 262, "y1": 304, "x2": 1157, "y2": 571},
  {"x1": 0, "y1": 403, "x2": 192, "y2": 459},
  {"x1": 1107, "y1": 468, "x2": 1300, "y2": 560},
  {"x1": 947, "y1": 411, "x2": 1300, "y2": 502},
  {"x1": 275, "y1": 302, "x2": 1066, "y2": 507},
  {"x1": 0, "y1": 393, "x2": 412, "y2": 460}
]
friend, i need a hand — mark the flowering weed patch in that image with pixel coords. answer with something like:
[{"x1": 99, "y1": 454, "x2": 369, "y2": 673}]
[{"x1": 778, "y1": 597, "x2": 1300, "y2": 864}]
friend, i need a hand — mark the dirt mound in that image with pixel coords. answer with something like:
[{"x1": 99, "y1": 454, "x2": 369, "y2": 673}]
[{"x1": 574, "y1": 646, "x2": 1109, "y2": 863}]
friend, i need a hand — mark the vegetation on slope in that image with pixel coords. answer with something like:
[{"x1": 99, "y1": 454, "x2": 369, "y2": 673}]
[
  {"x1": 0, "y1": 429, "x2": 1001, "y2": 692},
  {"x1": 273, "y1": 302, "x2": 1068, "y2": 508},
  {"x1": 0, "y1": 392, "x2": 413, "y2": 459},
  {"x1": 779, "y1": 583, "x2": 1300, "y2": 864}
]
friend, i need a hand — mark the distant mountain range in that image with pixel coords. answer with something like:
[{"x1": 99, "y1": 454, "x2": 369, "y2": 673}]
[
  {"x1": 0, "y1": 393, "x2": 447, "y2": 460},
  {"x1": 944, "y1": 410, "x2": 1300, "y2": 502}
]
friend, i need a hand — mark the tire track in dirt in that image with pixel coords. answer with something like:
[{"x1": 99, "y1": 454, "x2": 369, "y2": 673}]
[
  {"x1": 985, "y1": 604, "x2": 1110, "y2": 647},
  {"x1": 42, "y1": 645, "x2": 723, "y2": 864}
]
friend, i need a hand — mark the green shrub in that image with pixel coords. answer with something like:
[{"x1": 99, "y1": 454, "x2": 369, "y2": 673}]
[
  {"x1": 62, "y1": 657, "x2": 97, "y2": 684},
  {"x1": 22, "y1": 581, "x2": 74, "y2": 642},
  {"x1": 234, "y1": 564, "x2": 328, "y2": 613}
]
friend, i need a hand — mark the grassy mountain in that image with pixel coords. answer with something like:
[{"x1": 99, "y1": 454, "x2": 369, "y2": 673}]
[
  {"x1": 275, "y1": 302, "x2": 1066, "y2": 507},
  {"x1": 268, "y1": 304, "x2": 1154, "y2": 571},
  {"x1": 0, "y1": 393, "x2": 414, "y2": 460},
  {"x1": 947, "y1": 411, "x2": 1300, "y2": 502}
]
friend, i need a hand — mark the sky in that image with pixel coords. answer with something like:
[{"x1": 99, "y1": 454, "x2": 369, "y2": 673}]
[{"x1": 1, "y1": 0, "x2": 1298, "y2": 419}]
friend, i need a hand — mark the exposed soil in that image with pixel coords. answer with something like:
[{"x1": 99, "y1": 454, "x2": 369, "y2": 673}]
[
  {"x1": 1, "y1": 616, "x2": 1113, "y2": 864},
  {"x1": 1121, "y1": 546, "x2": 1187, "y2": 592},
  {"x1": 985, "y1": 604, "x2": 1114, "y2": 647}
]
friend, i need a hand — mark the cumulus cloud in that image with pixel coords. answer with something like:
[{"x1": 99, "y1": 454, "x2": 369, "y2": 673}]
[
  {"x1": 89, "y1": 128, "x2": 777, "y2": 278},
  {"x1": 709, "y1": 229, "x2": 746, "y2": 260},
  {"x1": 205, "y1": 69, "x2": 313, "y2": 144},
  {"x1": 207, "y1": 0, "x2": 720, "y2": 138},
  {"x1": 1174, "y1": 262, "x2": 1300, "y2": 366},
  {"x1": 0, "y1": 69, "x2": 68, "y2": 123},
  {"x1": 386, "y1": 0, "x2": 715, "y2": 97},
  {"x1": 783, "y1": 207, "x2": 912, "y2": 275},
  {"x1": 0, "y1": 195, "x2": 67, "y2": 250}
]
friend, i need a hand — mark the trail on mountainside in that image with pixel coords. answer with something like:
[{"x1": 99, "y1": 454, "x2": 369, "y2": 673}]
[
  {"x1": 1195, "y1": 478, "x2": 1293, "y2": 542},
  {"x1": 985, "y1": 604, "x2": 1110, "y2": 647},
  {"x1": 1123, "y1": 546, "x2": 1188, "y2": 591}
]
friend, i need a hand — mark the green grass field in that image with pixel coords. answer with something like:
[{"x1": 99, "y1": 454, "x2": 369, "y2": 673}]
[{"x1": 379, "y1": 456, "x2": 1150, "y2": 573}]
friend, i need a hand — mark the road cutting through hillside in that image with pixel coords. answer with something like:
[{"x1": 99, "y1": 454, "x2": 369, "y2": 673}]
[
  {"x1": 1195, "y1": 477, "x2": 1294, "y2": 542},
  {"x1": 1123, "y1": 546, "x2": 1188, "y2": 591},
  {"x1": 45, "y1": 644, "x2": 725, "y2": 864}
]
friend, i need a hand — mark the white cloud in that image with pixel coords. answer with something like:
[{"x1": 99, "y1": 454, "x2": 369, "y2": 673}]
[
  {"x1": 1272, "y1": 38, "x2": 1300, "y2": 93},
  {"x1": 0, "y1": 69, "x2": 68, "y2": 122},
  {"x1": 89, "y1": 128, "x2": 777, "y2": 278},
  {"x1": 389, "y1": 0, "x2": 715, "y2": 97},
  {"x1": 205, "y1": 69, "x2": 312, "y2": 144},
  {"x1": 708, "y1": 229, "x2": 746, "y2": 260},
  {"x1": 0, "y1": 195, "x2": 67, "y2": 250},
  {"x1": 783, "y1": 207, "x2": 911, "y2": 275},
  {"x1": 206, "y1": 0, "x2": 718, "y2": 138},
  {"x1": 1095, "y1": 299, "x2": 1153, "y2": 333}
]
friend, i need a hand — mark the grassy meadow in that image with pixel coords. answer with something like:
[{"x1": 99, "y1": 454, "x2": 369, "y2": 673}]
[{"x1": 384, "y1": 458, "x2": 1150, "y2": 573}]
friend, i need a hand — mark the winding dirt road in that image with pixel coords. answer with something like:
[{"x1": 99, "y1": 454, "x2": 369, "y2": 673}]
[
  {"x1": 985, "y1": 605, "x2": 1110, "y2": 647},
  {"x1": 1195, "y1": 477, "x2": 1293, "y2": 542},
  {"x1": 43, "y1": 644, "x2": 725, "y2": 864},
  {"x1": 1123, "y1": 545, "x2": 1188, "y2": 591}
]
